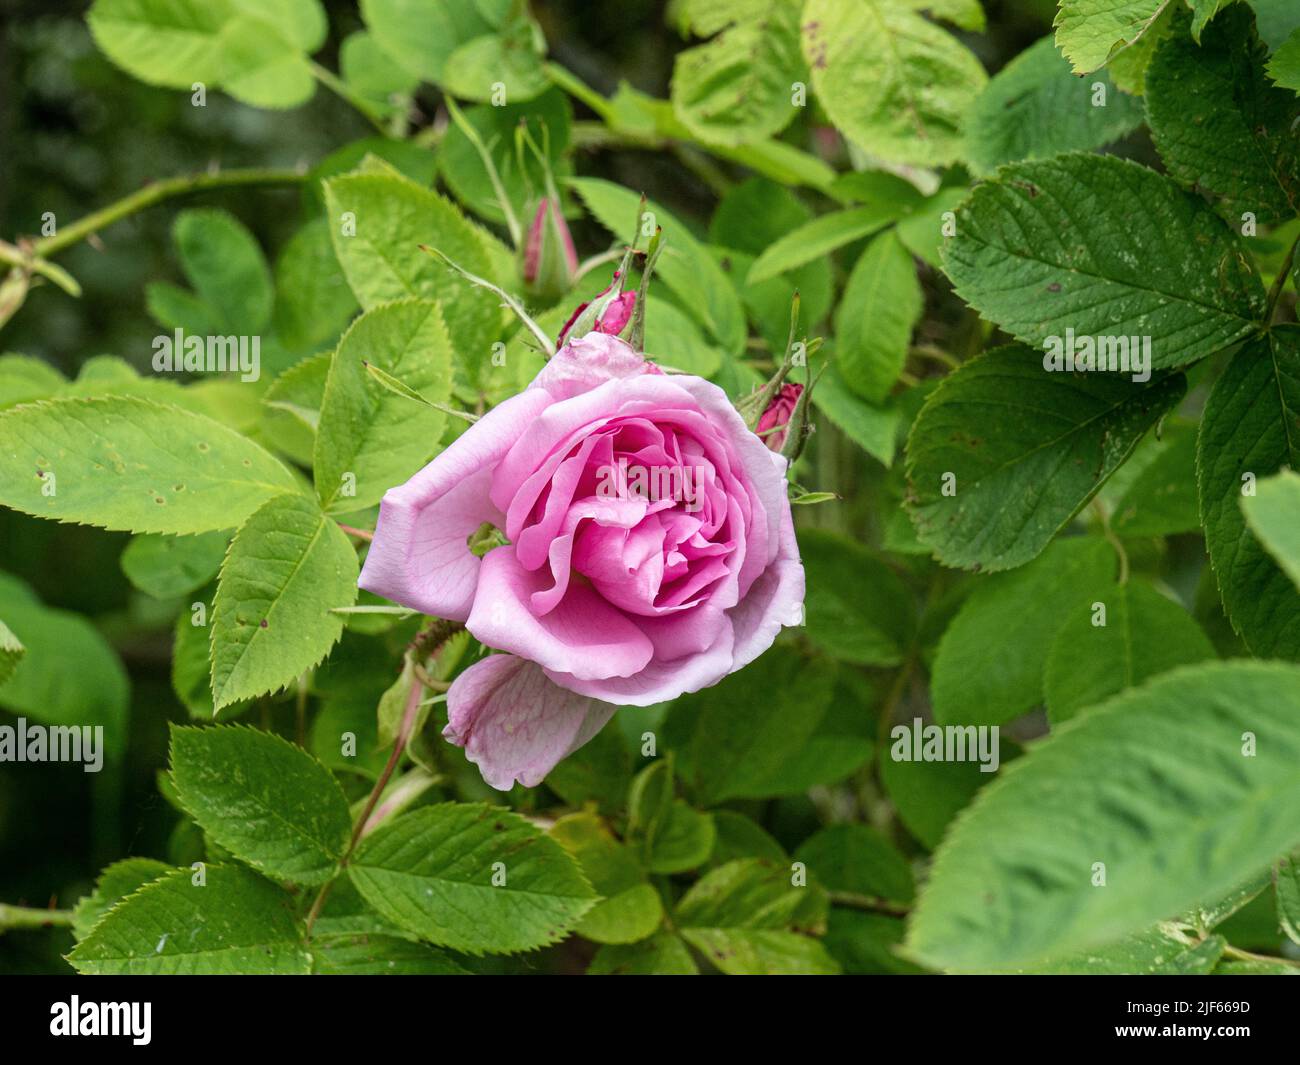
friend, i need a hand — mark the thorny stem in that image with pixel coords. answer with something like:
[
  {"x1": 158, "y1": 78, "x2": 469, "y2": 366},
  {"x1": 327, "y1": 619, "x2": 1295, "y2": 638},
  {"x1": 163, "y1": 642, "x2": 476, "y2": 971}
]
[
  {"x1": 0, "y1": 903, "x2": 75, "y2": 933},
  {"x1": 303, "y1": 621, "x2": 464, "y2": 937},
  {"x1": 336, "y1": 523, "x2": 374, "y2": 542},
  {"x1": 32, "y1": 168, "x2": 306, "y2": 257}
]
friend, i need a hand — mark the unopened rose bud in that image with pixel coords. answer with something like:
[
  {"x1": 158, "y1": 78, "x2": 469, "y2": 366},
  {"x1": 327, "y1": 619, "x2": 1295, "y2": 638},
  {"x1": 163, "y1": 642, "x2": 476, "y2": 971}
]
[
  {"x1": 756, "y1": 383, "x2": 804, "y2": 452},
  {"x1": 522, "y1": 196, "x2": 578, "y2": 301},
  {"x1": 557, "y1": 263, "x2": 638, "y2": 347}
]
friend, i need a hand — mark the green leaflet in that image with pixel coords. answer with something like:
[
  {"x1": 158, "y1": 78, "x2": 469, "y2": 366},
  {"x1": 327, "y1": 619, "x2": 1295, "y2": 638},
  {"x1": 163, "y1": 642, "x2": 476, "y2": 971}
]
[
  {"x1": 314, "y1": 299, "x2": 453, "y2": 512},
  {"x1": 322, "y1": 165, "x2": 502, "y2": 353},
  {"x1": 0, "y1": 353, "x2": 66, "y2": 411},
  {"x1": 929, "y1": 536, "x2": 1115, "y2": 726},
  {"x1": 801, "y1": 0, "x2": 987, "y2": 167},
  {"x1": 942, "y1": 154, "x2": 1266, "y2": 371},
  {"x1": 87, "y1": 0, "x2": 236, "y2": 88},
  {"x1": 794, "y1": 824, "x2": 916, "y2": 905},
  {"x1": 348, "y1": 803, "x2": 597, "y2": 954},
  {"x1": 1146, "y1": 7, "x2": 1300, "y2": 226},
  {"x1": 272, "y1": 218, "x2": 358, "y2": 355},
  {"x1": 0, "y1": 620, "x2": 24, "y2": 687},
  {"x1": 799, "y1": 528, "x2": 915, "y2": 666},
  {"x1": 1197, "y1": 328, "x2": 1300, "y2": 658},
  {"x1": 170, "y1": 725, "x2": 352, "y2": 885},
  {"x1": 907, "y1": 661, "x2": 1300, "y2": 972},
  {"x1": 210, "y1": 494, "x2": 359, "y2": 709},
  {"x1": 905, "y1": 345, "x2": 1185, "y2": 572},
  {"x1": 1278, "y1": 855, "x2": 1300, "y2": 946},
  {"x1": 120, "y1": 531, "x2": 229, "y2": 600},
  {"x1": 1043, "y1": 580, "x2": 1215, "y2": 724},
  {"x1": 70, "y1": 857, "x2": 172, "y2": 943},
  {"x1": 675, "y1": 859, "x2": 839, "y2": 975},
  {"x1": 440, "y1": 27, "x2": 548, "y2": 104},
  {"x1": 811, "y1": 363, "x2": 902, "y2": 467},
  {"x1": 0, "y1": 396, "x2": 299, "y2": 535},
  {"x1": 1242, "y1": 470, "x2": 1300, "y2": 591},
  {"x1": 1268, "y1": 28, "x2": 1300, "y2": 93},
  {"x1": 835, "y1": 230, "x2": 923, "y2": 404},
  {"x1": 170, "y1": 209, "x2": 274, "y2": 333},
  {"x1": 1109, "y1": 421, "x2": 1201, "y2": 537},
  {"x1": 359, "y1": 0, "x2": 503, "y2": 83},
  {"x1": 670, "y1": 0, "x2": 806, "y2": 147},
  {"x1": 215, "y1": 13, "x2": 315, "y2": 110},
  {"x1": 340, "y1": 31, "x2": 418, "y2": 115},
  {"x1": 588, "y1": 931, "x2": 700, "y2": 974},
  {"x1": 311, "y1": 934, "x2": 470, "y2": 975},
  {"x1": 550, "y1": 811, "x2": 665, "y2": 945},
  {"x1": 965, "y1": 36, "x2": 1144, "y2": 176},
  {"x1": 68, "y1": 864, "x2": 311, "y2": 975},
  {"x1": 746, "y1": 205, "x2": 899, "y2": 287},
  {"x1": 1053, "y1": 0, "x2": 1167, "y2": 74}
]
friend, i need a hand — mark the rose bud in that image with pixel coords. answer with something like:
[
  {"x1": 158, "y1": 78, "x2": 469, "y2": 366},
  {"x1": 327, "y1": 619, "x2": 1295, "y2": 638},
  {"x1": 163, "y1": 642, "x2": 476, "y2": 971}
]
[
  {"x1": 755, "y1": 383, "x2": 804, "y2": 452},
  {"x1": 522, "y1": 195, "x2": 578, "y2": 301}
]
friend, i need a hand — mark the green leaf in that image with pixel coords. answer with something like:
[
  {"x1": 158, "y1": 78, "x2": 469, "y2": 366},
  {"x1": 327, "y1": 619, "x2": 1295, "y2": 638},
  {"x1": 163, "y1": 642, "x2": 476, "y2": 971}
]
[
  {"x1": 0, "y1": 620, "x2": 24, "y2": 688},
  {"x1": 824, "y1": 909, "x2": 928, "y2": 974},
  {"x1": 965, "y1": 36, "x2": 1144, "y2": 177},
  {"x1": 1043, "y1": 580, "x2": 1215, "y2": 724},
  {"x1": 0, "y1": 353, "x2": 66, "y2": 410},
  {"x1": 210, "y1": 493, "x2": 359, "y2": 709},
  {"x1": 323, "y1": 166, "x2": 501, "y2": 352},
  {"x1": 794, "y1": 824, "x2": 915, "y2": 904},
  {"x1": 440, "y1": 28, "x2": 548, "y2": 103},
  {"x1": 1146, "y1": 7, "x2": 1300, "y2": 225},
  {"x1": 1197, "y1": 328, "x2": 1300, "y2": 658},
  {"x1": 262, "y1": 351, "x2": 329, "y2": 465},
  {"x1": 747, "y1": 205, "x2": 898, "y2": 286},
  {"x1": 314, "y1": 300, "x2": 453, "y2": 512},
  {"x1": 550, "y1": 812, "x2": 664, "y2": 944},
  {"x1": 905, "y1": 345, "x2": 1186, "y2": 572},
  {"x1": 1267, "y1": 27, "x2": 1300, "y2": 92},
  {"x1": 1242, "y1": 471, "x2": 1300, "y2": 591},
  {"x1": 879, "y1": 752, "x2": 992, "y2": 850},
  {"x1": 812, "y1": 363, "x2": 902, "y2": 466},
  {"x1": 68, "y1": 864, "x2": 310, "y2": 974},
  {"x1": 942, "y1": 154, "x2": 1266, "y2": 371},
  {"x1": 544, "y1": 724, "x2": 632, "y2": 814},
  {"x1": 216, "y1": 13, "x2": 315, "y2": 109},
  {"x1": 907, "y1": 660, "x2": 1300, "y2": 972},
  {"x1": 1026, "y1": 926, "x2": 1225, "y2": 974},
  {"x1": 311, "y1": 933, "x2": 470, "y2": 974},
  {"x1": 802, "y1": 0, "x2": 986, "y2": 167},
  {"x1": 708, "y1": 811, "x2": 787, "y2": 867},
  {"x1": 359, "y1": 0, "x2": 504, "y2": 83},
  {"x1": 588, "y1": 931, "x2": 700, "y2": 974},
  {"x1": 173, "y1": 209, "x2": 273, "y2": 333},
  {"x1": 120, "y1": 531, "x2": 229, "y2": 600},
  {"x1": 340, "y1": 30, "x2": 418, "y2": 113},
  {"x1": 569, "y1": 178, "x2": 745, "y2": 354},
  {"x1": 675, "y1": 858, "x2": 839, "y2": 975},
  {"x1": 0, "y1": 396, "x2": 299, "y2": 534},
  {"x1": 1109, "y1": 422, "x2": 1201, "y2": 537},
  {"x1": 349, "y1": 802, "x2": 597, "y2": 954},
  {"x1": 87, "y1": 0, "x2": 235, "y2": 88},
  {"x1": 71, "y1": 858, "x2": 172, "y2": 942},
  {"x1": 670, "y1": 0, "x2": 806, "y2": 147},
  {"x1": 648, "y1": 802, "x2": 716, "y2": 875},
  {"x1": 273, "y1": 219, "x2": 358, "y2": 355},
  {"x1": 835, "y1": 230, "x2": 922, "y2": 403},
  {"x1": 1277, "y1": 855, "x2": 1300, "y2": 945},
  {"x1": 1053, "y1": 0, "x2": 1167, "y2": 74},
  {"x1": 930, "y1": 536, "x2": 1115, "y2": 725},
  {"x1": 799, "y1": 528, "x2": 914, "y2": 666},
  {"x1": 169, "y1": 725, "x2": 352, "y2": 885}
]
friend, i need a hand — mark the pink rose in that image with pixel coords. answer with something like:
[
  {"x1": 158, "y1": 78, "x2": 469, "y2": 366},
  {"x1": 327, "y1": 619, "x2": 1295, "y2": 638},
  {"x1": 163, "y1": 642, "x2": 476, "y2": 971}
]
[
  {"x1": 756, "y1": 383, "x2": 804, "y2": 452},
  {"x1": 358, "y1": 333, "x2": 805, "y2": 790}
]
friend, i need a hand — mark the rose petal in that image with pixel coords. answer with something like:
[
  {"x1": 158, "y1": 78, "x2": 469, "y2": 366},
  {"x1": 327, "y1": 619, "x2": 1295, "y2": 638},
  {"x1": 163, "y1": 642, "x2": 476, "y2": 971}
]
[
  {"x1": 529, "y1": 332, "x2": 652, "y2": 402},
  {"x1": 444, "y1": 654, "x2": 615, "y2": 791}
]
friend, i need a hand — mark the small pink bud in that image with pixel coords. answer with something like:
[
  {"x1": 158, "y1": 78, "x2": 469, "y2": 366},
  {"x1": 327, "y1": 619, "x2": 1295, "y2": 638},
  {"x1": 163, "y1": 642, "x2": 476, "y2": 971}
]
[
  {"x1": 756, "y1": 383, "x2": 804, "y2": 452},
  {"x1": 557, "y1": 268, "x2": 638, "y2": 347},
  {"x1": 523, "y1": 197, "x2": 578, "y2": 300}
]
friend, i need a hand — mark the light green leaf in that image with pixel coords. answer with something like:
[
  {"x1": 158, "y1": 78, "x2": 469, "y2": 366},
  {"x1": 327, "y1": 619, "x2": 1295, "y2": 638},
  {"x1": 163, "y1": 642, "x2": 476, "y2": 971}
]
[
  {"x1": 273, "y1": 219, "x2": 358, "y2": 355},
  {"x1": 323, "y1": 167, "x2": 501, "y2": 352},
  {"x1": 905, "y1": 345, "x2": 1186, "y2": 572},
  {"x1": 359, "y1": 0, "x2": 504, "y2": 83},
  {"x1": 1043, "y1": 580, "x2": 1215, "y2": 724},
  {"x1": 210, "y1": 493, "x2": 359, "y2": 709},
  {"x1": 1146, "y1": 7, "x2": 1300, "y2": 225},
  {"x1": 1268, "y1": 28, "x2": 1300, "y2": 92},
  {"x1": 1053, "y1": 0, "x2": 1167, "y2": 74},
  {"x1": 588, "y1": 931, "x2": 699, "y2": 974},
  {"x1": 942, "y1": 154, "x2": 1266, "y2": 371},
  {"x1": 1242, "y1": 470, "x2": 1300, "y2": 591},
  {"x1": 801, "y1": 0, "x2": 987, "y2": 167},
  {"x1": 1197, "y1": 328, "x2": 1300, "y2": 658},
  {"x1": 0, "y1": 397, "x2": 299, "y2": 534},
  {"x1": 314, "y1": 300, "x2": 453, "y2": 512},
  {"x1": 795, "y1": 824, "x2": 915, "y2": 905},
  {"x1": 173, "y1": 209, "x2": 273, "y2": 333},
  {"x1": 812, "y1": 363, "x2": 901, "y2": 466},
  {"x1": 550, "y1": 812, "x2": 664, "y2": 944},
  {"x1": 170, "y1": 724, "x2": 352, "y2": 884},
  {"x1": 648, "y1": 802, "x2": 716, "y2": 875},
  {"x1": 440, "y1": 28, "x2": 547, "y2": 103},
  {"x1": 69, "y1": 864, "x2": 310, "y2": 974},
  {"x1": 965, "y1": 36, "x2": 1144, "y2": 176},
  {"x1": 1277, "y1": 855, "x2": 1300, "y2": 945},
  {"x1": 799, "y1": 528, "x2": 914, "y2": 666},
  {"x1": 747, "y1": 205, "x2": 898, "y2": 286},
  {"x1": 349, "y1": 802, "x2": 597, "y2": 954},
  {"x1": 216, "y1": 14, "x2": 315, "y2": 109},
  {"x1": 340, "y1": 30, "x2": 417, "y2": 112},
  {"x1": 120, "y1": 531, "x2": 229, "y2": 600},
  {"x1": 0, "y1": 353, "x2": 66, "y2": 410},
  {"x1": 1026, "y1": 926, "x2": 1225, "y2": 974},
  {"x1": 670, "y1": 0, "x2": 805, "y2": 147},
  {"x1": 836, "y1": 230, "x2": 922, "y2": 403},
  {"x1": 87, "y1": 0, "x2": 235, "y2": 88},
  {"x1": 907, "y1": 661, "x2": 1300, "y2": 972},
  {"x1": 930, "y1": 536, "x2": 1115, "y2": 725},
  {"x1": 0, "y1": 620, "x2": 24, "y2": 687},
  {"x1": 262, "y1": 351, "x2": 330, "y2": 465},
  {"x1": 675, "y1": 858, "x2": 839, "y2": 975},
  {"x1": 71, "y1": 858, "x2": 172, "y2": 943},
  {"x1": 311, "y1": 933, "x2": 470, "y2": 974}
]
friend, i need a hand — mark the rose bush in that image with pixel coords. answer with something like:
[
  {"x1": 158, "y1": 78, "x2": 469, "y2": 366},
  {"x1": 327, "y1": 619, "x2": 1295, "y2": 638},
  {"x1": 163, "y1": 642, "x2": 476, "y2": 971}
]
[{"x1": 360, "y1": 329, "x2": 804, "y2": 789}]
